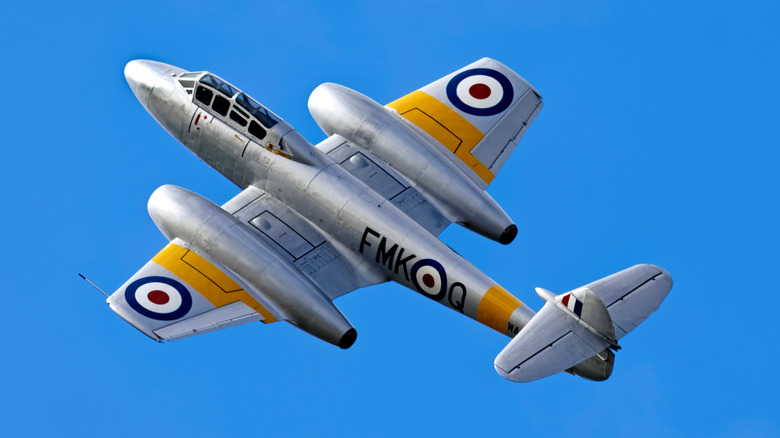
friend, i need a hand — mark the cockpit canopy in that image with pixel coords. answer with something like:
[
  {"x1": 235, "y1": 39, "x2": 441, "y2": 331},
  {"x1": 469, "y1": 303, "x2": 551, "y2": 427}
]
[
  {"x1": 199, "y1": 74, "x2": 239, "y2": 98},
  {"x1": 177, "y1": 72, "x2": 281, "y2": 143},
  {"x1": 174, "y1": 70, "x2": 321, "y2": 166}
]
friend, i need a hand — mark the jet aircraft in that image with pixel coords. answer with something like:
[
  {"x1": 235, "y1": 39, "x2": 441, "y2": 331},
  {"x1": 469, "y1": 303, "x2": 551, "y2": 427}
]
[{"x1": 111, "y1": 58, "x2": 672, "y2": 382}]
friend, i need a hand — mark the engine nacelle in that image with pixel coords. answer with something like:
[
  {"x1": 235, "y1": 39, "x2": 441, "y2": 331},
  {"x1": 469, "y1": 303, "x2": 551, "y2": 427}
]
[
  {"x1": 147, "y1": 184, "x2": 356, "y2": 348},
  {"x1": 308, "y1": 83, "x2": 517, "y2": 244}
]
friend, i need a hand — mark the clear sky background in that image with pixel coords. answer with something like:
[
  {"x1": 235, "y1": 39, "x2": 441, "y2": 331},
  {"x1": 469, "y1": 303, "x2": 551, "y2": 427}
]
[{"x1": 1, "y1": 1, "x2": 778, "y2": 436}]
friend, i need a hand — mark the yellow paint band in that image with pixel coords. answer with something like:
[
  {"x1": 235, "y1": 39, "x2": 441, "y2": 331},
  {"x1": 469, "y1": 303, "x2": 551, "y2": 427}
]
[
  {"x1": 476, "y1": 285, "x2": 523, "y2": 334},
  {"x1": 152, "y1": 243, "x2": 278, "y2": 323},
  {"x1": 388, "y1": 90, "x2": 495, "y2": 184}
]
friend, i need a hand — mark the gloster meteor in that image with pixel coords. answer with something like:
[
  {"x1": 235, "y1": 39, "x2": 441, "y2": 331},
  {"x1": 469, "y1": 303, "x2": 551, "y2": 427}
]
[{"x1": 109, "y1": 58, "x2": 672, "y2": 382}]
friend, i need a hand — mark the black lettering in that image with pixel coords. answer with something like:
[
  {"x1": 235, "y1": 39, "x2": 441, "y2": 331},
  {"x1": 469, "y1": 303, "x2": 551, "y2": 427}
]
[
  {"x1": 394, "y1": 248, "x2": 416, "y2": 281},
  {"x1": 448, "y1": 282, "x2": 467, "y2": 313},
  {"x1": 507, "y1": 322, "x2": 520, "y2": 336},
  {"x1": 359, "y1": 227, "x2": 380, "y2": 254},
  {"x1": 376, "y1": 237, "x2": 398, "y2": 269}
]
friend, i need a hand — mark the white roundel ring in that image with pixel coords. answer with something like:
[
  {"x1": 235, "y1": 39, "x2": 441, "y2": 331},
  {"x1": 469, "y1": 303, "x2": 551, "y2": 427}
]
[
  {"x1": 410, "y1": 259, "x2": 448, "y2": 301},
  {"x1": 446, "y1": 68, "x2": 514, "y2": 116},
  {"x1": 125, "y1": 276, "x2": 192, "y2": 321},
  {"x1": 455, "y1": 75, "x2": 504, "y2": 109}
]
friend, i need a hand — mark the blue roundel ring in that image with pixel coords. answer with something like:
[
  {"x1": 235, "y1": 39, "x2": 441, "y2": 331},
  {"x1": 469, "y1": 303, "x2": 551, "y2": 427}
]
[
  {"x1": 125, "y1": 276, "x2": 192, "y2": 321},
  {"x1": 446, "y1": 68, "x2": 514, "y2": 116},
  {"x1": 410, "y1": 259, "x2": 448, "y2": 301}
]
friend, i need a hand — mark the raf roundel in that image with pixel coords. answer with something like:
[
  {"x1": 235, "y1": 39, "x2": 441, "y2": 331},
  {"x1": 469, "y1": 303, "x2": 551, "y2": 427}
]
[
  {"x1": 125, "y1": 276, "x2": 193, "y2": 321},
  {"x1": 446, "y1": 68, "x2": 514, "y2": 116},
  {"x1": 410, "y1": 259, "x2": 448, "y2": 301}
]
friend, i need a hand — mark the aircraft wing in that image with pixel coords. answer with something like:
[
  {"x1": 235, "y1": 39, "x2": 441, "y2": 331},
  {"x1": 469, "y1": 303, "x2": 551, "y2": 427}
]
[
  {"x1": 108, "y1": 237, "x2": 281, "y2": 341},
  {"x1": 108, "y1": 185, "x2": 387, "y2": 341},
  {"x1": 220, "y1": 185, "x2": 387, "y2": 299},
  {"x1": 386, "y1": 58, "x2": 543, "y2": 188}
]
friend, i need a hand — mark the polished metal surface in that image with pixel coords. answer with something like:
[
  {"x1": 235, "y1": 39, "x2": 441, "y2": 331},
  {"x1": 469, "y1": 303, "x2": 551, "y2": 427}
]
[
  {"x1": 110, "y1": 59, "x2": 672, "y2": 381},
  {"x1": 308, "y1": 83, "x2": 516, "y2": 243}
]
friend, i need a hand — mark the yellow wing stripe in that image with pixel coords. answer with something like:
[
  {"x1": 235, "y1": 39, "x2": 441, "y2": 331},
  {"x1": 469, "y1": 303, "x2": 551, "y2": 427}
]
[
  {"x1": 476, "y1": 285, "x2": 523, "y2": 334},
  {"x1": 152, "y1": 242, "x2": 278, "y2": 323},
  {"x1": 388, "y1": 90, "x2": 495, "y2": 184}
]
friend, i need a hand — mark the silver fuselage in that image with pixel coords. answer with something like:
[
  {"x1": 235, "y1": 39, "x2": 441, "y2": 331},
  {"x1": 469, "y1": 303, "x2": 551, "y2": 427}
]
[{"x1": 125, "y1": 60, "x2": 535, "y2": 337}]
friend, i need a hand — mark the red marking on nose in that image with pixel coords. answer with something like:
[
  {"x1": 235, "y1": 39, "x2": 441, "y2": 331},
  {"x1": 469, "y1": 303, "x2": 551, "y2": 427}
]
[
  {"x1": 422, "y1": 274, "x2": 435, "y2": 288},
  {"x1": 469, "y1": 83, "x2": 491, "y2": 99},
  {"x1": 194, "y1": 114, "x2": 201, "y2": 125},
  {"x1": 148, "y1": 290, "x2": 170, "y2": 305}
]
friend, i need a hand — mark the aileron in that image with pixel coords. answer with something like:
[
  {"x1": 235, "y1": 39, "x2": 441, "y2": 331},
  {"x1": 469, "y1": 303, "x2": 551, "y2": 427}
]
[{"x1": 154, "y1": 301, "x2": 263, "y2": 341}]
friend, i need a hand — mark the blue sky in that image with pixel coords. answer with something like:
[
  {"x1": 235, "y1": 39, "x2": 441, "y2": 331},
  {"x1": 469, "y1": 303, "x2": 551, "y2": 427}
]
[{"x1": 1, "y1": 1, "x2": 778, "y2": 436}]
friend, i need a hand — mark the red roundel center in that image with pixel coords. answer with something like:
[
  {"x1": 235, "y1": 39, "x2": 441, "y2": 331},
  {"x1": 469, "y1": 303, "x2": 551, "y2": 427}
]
[
  {"x1": 148, "y1": 290, "x2": 170, "y2": 305},
  {"x1": 422, "y1": 274, "x2": 436, "y2": 288},
  {"x1": 469, "y1": 83, "x2": 491, "y2": 100}
]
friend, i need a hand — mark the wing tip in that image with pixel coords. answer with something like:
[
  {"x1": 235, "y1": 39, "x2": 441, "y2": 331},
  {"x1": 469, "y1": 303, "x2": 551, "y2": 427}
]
[{"x1": 636, "y1": 263, "x2": 674, "y2": 294}]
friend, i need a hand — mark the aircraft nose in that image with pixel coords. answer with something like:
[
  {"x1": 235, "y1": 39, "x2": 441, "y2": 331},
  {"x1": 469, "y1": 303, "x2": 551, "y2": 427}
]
[{"x1": 124, "y1": 60, "x2": 174, "y2": 105}]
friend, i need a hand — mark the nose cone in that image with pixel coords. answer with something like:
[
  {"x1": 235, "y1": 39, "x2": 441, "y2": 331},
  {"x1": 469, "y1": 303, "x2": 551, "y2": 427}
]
[{"x1": 124, "y1": 60, "x2": 176, "y2": 106}]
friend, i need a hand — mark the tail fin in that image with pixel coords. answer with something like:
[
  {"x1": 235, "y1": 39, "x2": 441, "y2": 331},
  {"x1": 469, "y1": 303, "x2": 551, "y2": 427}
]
[{"x1": 494, "y1": 265, "x2": 672, "y2": 382}]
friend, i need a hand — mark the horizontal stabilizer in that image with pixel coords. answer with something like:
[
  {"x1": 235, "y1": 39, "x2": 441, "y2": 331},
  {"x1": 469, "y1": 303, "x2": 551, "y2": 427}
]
[
  {"x1": 584, "y1": 264, "x2": 673, "y2": 339},
  {"x1": 494, "y1": 286, "x2": 615, "y2": 382},
  {"x1": 494, "y1": 264, "x2": 672, "y2": 382}
]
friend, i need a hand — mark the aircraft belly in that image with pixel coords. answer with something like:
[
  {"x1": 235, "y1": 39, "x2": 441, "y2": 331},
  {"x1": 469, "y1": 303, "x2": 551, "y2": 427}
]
[
  {"x1": 148, "y1": 69, "x2": 532, "y2": 338},
  {"x1": 320, "y1": 138, "x2": 449, "y2": 234},
  {"x1": 178, "y1": 108, "x2": 532, "y2": 337},
  {"x1": 253, "y1": 156, "x2": 534, "y2": 336},
  {"x1": 221, "y1": 185, "x2": 383, "y2": 300}
]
